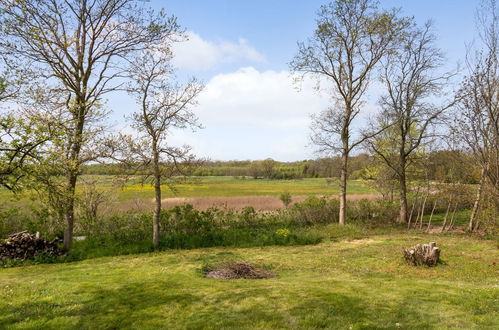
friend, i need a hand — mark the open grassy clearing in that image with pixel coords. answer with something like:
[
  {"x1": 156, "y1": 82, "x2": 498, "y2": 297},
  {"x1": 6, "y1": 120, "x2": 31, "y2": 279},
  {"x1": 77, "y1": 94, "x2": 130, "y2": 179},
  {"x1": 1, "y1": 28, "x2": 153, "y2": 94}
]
[
  {"x1": 0, "y1": 232, "x2": 497, "y2": 329},
  {"x1": 117, "y1": 177, "x2": 374, "y2": 199},
  {"x1": 0, "y1": 177, "x2": 374, "y2": 201}
]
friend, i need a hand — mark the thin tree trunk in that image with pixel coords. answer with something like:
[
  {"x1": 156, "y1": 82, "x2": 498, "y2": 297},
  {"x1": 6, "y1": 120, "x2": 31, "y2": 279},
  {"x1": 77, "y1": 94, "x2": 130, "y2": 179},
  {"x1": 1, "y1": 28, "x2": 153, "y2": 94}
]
[
  {"x1": 447, "y1": 204, "x2": 458, "y2": 231},
  {"x1": 407, "y1": 200, "x2": 416, "y2": 229},
  {"x1": 407, "y1": 187, "x2": 421, "y2": 229},
  {"x1": 426, "y1": 200, "x2": 437, "y2": 232},
  {"x1": 152, "y1": 147, "x2": 161, "y2": 248},
  {"x1": 339, "y1": 149, "x2": 348, "y2": 225},
  {"x1": 398, "y1": 157, "x2": 408, "y2": 223},
  {"x1": 399, "y1": 173, "x2": 408, "y2": 223},
  {"x1": 413, "y1": 207, "x2": 421, "y2": 230},
  {"x1": 441, "y1": 202, "x2": 451, "y2": 232},
  {"x1": 469, "y1": 167, "x2": 486, "y2": 232},
  {"x1": 419, "y1": 193, "x2": 428, "y2": 229}
]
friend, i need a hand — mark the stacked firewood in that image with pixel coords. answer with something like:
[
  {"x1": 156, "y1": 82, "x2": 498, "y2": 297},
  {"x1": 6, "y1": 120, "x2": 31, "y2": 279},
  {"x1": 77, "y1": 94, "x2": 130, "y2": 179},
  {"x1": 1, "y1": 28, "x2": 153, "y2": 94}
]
[
  {"x1": 0, "y1": 231, "x2": 64, "y2": 261},
  {"x1": 403, "y1": 242, "x2": 441, "y2": 267}
]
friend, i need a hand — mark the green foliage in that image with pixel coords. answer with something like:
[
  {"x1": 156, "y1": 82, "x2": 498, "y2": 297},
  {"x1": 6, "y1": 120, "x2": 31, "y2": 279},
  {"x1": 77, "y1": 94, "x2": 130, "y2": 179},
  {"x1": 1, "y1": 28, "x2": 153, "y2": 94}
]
[
  {"x1": 291, "y1": 196, "x2": 400, "y2": 226},
  {"x1": 291, "y1": 196, "x2": 340, "y2": 225},
  {"x1": 279, "y1": 191, "x2": 292, "y2": 208}
]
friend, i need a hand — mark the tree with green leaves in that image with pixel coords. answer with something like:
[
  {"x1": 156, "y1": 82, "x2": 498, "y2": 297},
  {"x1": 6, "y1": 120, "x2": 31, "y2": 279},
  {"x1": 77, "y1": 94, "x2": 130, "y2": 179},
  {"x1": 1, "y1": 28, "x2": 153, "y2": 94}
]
[
  {"x1": 367, "y1": 21, "x2": 456, "y2": 223},
  {"x1": 0, "y1": 0, "x2": 181, "y2": 250},
  {"x1": 0, "y1": 55, "x2": 48, "y2": 192},
  {"x1": 290, "y1": 0, "x2": 409, "y2": 225}
]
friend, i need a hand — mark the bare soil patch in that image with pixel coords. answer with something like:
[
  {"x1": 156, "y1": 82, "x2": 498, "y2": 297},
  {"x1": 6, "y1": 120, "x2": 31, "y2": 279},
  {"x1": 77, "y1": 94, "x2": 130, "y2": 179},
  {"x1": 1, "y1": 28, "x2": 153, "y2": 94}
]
[{"x1": 203, "y1": 262, "x2": 275, "y2": 280}]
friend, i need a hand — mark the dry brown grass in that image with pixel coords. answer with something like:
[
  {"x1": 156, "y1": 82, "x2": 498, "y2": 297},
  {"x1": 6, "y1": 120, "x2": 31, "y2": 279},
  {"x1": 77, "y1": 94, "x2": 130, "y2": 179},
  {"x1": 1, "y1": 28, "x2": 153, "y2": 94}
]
[
  {"x1": 160, "y1": 194, "x2": 380, "y2": 211},
  {"x1": 104, "y1": 194, "x2": 381, "y2": 214}
]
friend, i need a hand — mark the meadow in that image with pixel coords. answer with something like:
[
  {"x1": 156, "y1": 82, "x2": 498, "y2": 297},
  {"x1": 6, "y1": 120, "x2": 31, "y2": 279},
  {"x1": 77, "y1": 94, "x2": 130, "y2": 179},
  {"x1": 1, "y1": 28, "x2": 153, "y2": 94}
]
[
  {"x1": 116, "y1": 176, "x2": 374, "y2": 199},
  {"x1": 0, "y1": 176, "x2": 377, "y2": 213}
]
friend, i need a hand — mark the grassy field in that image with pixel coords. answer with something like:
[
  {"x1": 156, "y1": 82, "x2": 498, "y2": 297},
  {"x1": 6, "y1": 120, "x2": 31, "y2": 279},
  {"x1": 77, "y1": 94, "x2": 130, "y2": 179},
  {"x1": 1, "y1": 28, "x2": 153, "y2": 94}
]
[
  {"x1": 0, "y1": 176, "x2": 376, "y2": 213},
  {"x1": 117, "y1": 176, "x2": 374, "y2": 200},
  {"x1": 0, "y1": 231, "x2": 497, "y2": 329},
  {"x1": 0, "y1": 176, "x2": 373, "y2": 201}
]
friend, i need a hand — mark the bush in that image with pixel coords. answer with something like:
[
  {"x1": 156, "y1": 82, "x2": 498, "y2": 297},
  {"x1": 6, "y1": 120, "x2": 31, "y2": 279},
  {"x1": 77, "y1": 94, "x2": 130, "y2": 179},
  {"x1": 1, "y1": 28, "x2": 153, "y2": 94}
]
[
  {"x1": 291, "y1": 196, "x2": 339, "y2": 225},
  {"x1": 291, "y1": 196, "x2": 399, "y2": 225},
  {"x1": 279, "y1": 191, "x2": 292, "y2": 208},
  {"x1": 348, "y1": 199, "x2": 399, "y2": 223}
]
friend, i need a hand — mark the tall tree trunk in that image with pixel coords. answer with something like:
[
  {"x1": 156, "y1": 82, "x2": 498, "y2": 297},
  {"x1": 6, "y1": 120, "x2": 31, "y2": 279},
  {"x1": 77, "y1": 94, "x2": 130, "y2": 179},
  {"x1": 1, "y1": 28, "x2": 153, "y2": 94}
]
[
  {"x1": 63, "y1": 106, "x2": 85, "y2": 251},
  {"x1": 469, "y1": 167, "x2": 486, "y2": 232},
  {"x1": 339, "y1": 149, "x2": 348, "y2": 225},
  {"x1": 152, "y1": 146, "x2": 161, "y2": 248}
]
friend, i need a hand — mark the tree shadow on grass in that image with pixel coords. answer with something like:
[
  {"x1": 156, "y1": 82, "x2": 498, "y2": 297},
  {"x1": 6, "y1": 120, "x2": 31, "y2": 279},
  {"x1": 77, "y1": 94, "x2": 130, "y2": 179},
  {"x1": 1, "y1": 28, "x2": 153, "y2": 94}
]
[
  {"x1": 0, "y1": 277, "x2": 468, "y2": 329},
  {"x1": 0, "y1": 279, "x2": 199, "y2": 329}
]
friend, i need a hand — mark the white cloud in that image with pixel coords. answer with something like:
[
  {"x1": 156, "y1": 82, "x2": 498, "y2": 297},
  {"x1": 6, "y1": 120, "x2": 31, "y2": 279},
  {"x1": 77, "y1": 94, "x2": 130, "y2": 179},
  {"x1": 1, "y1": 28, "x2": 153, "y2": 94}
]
[
  {"x1": 196, "y1": 67, "x2": 327, "y2": 127},
  {"x1": 113, "y1": 66, "x2": 381, "y2": 161},
  {"x1": 171, "y1": 32, "x2": 267, "y2": 71},
  {"x1": 167, "y1": 67, "x2": 331, "y2": 161}
]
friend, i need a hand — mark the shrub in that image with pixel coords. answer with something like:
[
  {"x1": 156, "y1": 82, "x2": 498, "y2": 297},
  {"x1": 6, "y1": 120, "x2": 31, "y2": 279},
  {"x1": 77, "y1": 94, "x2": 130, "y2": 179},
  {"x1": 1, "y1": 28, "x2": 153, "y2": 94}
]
[
  {"x1": 279, "y1": 191, "x2": 292, "y2": 208},
  {"x1": 291, "y1": 196, "x2": 339, "y2": 225},
  {"x1": 348, "y1": 199, "x2": 398, "y2": 223}
]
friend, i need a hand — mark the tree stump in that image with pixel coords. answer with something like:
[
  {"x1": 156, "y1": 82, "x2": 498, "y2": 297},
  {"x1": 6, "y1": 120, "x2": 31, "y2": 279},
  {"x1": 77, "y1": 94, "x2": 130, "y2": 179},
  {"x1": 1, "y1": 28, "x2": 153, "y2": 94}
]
[{"x1": 403, "y1": 242, "x2": 441, "y2": 266}]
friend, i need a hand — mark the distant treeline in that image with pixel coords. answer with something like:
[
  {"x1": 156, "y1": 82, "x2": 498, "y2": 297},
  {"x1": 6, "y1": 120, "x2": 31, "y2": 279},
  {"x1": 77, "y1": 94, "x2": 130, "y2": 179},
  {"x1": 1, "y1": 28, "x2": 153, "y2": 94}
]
[{"x1": 81, "y1": 150, "x2": 478, "y2": 184}]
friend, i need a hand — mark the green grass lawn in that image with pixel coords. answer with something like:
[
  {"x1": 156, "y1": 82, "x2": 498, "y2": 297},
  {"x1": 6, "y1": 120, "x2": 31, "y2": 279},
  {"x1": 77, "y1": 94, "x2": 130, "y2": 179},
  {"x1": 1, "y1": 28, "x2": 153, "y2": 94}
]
[{"x1": 1, "y1": 232, "x2": 497, "y2": 329}]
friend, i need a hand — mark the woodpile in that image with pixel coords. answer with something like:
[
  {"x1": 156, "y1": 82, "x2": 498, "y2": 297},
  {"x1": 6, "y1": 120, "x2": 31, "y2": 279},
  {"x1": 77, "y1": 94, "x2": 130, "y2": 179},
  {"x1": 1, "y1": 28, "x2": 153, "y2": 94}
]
[
  {"x1": 403, "y1": 242, "x2": 441, "y2": 267},
  {"x1": 0, "y1": 231, "x2": 64, "y2": 261}
]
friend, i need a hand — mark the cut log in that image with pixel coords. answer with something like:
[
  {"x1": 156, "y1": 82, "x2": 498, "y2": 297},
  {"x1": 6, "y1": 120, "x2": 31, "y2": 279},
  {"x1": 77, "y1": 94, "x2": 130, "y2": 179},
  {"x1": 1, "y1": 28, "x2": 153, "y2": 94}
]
[{"x1": 403, "y1": 242, "x2": 441, "y2": 267}]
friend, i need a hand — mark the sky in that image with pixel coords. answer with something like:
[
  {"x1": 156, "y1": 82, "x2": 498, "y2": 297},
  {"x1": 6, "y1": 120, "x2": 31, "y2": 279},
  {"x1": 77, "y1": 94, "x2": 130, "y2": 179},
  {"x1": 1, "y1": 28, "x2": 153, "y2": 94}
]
[{"x1": 108, "y1": 0, "x2": 481, "y2": 162}]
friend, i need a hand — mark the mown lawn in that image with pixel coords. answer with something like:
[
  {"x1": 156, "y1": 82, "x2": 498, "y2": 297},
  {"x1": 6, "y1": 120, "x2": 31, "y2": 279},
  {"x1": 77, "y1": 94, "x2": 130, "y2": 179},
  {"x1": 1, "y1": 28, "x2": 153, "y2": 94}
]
[{"x1": 1, "y1": 232, "x2": 497, "y2": 329}]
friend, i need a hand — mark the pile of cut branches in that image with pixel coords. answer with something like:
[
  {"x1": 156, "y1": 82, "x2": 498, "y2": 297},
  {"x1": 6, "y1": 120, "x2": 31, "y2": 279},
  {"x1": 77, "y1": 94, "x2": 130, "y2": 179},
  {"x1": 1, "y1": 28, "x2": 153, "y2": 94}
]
[{"x1": 203, "y1": 262, "x2": 275, "y2": 280}]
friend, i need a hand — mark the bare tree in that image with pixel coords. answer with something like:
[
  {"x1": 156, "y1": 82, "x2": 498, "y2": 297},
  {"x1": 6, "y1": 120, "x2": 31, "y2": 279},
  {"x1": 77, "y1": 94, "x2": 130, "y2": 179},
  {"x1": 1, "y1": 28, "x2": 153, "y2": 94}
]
[
  {"x1": 290, "y1": 0, "x2": 409, "y2": 224},
  {"x1": 0, "y1": 0, "x2": 180, "y2": 250},
  {"x1": 454, "y1": 0, "x2": 498, "y2": 231},
  {"x1": 124, "y1": 46, "x2": 203, "y2": 248},
  {"x1": 367, "y1": 22, "x2": 456, "y2": 223}
]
